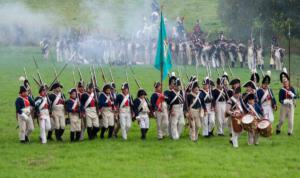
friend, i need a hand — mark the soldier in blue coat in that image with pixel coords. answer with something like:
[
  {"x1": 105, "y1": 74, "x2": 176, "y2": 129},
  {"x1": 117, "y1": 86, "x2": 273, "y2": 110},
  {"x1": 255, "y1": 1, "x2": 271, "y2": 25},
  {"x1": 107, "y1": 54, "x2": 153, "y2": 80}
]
[
  {"x1": 15, "y1": 86, "x2": 35, "y2": 143},
  {"x1": 66, "y1": 88, "x2": 81, "y2": 142},
  {"x1": 276, "y1": 68, "x2": 297, "y2": 136}
]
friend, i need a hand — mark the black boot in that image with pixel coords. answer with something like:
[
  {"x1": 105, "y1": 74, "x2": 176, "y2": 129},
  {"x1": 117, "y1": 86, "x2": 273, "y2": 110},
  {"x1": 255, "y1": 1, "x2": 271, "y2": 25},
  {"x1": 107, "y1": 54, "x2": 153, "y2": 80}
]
[
  {"x1": 20, "y1": 140, "x2": 26, "y2": 144},
  {"x1": 70, "y1": 132, "x2": 75, "y2": 142},
  {"x1": 108, "y1": 126, "x2": 114, "y2": 139},
  {"x1": 93, "y1": 127, "x2": 99, "y2": 139},
  {"x1": 75, "y1": 132, "x2": 81, "y2": 141},
  {"x1": 231, "y1": 61, "x2": 235, "y2": 68},
  {"x1": 59, "y1": 129, "x2": 65, "y2": 141},
  {"x1": 47, "y1": 131, "x2": 53, "y2": 141},
  {"x1": 100, "y1": 127, "x2": 107, "y2": 139},
  {"x1": 240, "y1": 62, "x2": 243, "y2": 68},
  {"x1": 25, "y1": 135, "x2": 29, "y2": 143},
  {"x1": 141, "y1": 129, "x2": 146, "y2": 140},
  {"x1": 55, "y1": 129, "x2": 60, "y2": 141},
  {"x1": 87, "y1": 127, "x2": 93, "y2": 140}
]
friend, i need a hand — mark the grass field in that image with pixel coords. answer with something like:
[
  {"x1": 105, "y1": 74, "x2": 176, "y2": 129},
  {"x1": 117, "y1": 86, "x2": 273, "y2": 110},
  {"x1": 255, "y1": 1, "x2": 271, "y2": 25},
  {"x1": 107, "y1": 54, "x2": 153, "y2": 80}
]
[{"x1": 0, "y1": 46, "x2": 300, "y2": 178}]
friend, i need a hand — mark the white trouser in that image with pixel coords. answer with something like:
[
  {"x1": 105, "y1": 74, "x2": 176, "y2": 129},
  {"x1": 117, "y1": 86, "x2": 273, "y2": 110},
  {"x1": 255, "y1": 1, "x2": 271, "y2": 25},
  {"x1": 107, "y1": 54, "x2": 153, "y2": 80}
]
[
  {"x1": 262, "y1": 103, "x2": 274, "y2": 123},
  {"x1": 215, "y1": 102, "x2": 226, "y2": 134},
  {"x1": 202, "y1": 104, "x2": 215, "y2": 136},
  {"x1": 170, "y1": 104, "x2": 185, "y2": 140},
  {"x1": 52, "y1": 105, "x2": 65, "y2": 129},
  {"x1": 248, "y1": 130, "x2": 259, "y2": 145},
  {"x1": 155, "y1": 110, "x2": 169, "y2": 139},
  {"x1": 277, "y1": 103, "x2": 295, "y2": 133},
  {"x1": 137, "y1": 113, "x2": 150, "y2": 129},
  {"x1": 189, "y1": 108, "x2": 202, "y2": 141},
  {"x1": 230, "y1": 121, "x2": 241, "y2": 148},
  {"x1": 119, "y1": 107, "x2": 132, "y2": 140},
  {"x1": 85, "y1": 107, "x2": 99, "y2": 128},
  {"x1": 101, "y1": 108, "x2": 115, "y2": 128},
  {"x1": 39, "y1": 110, "x2": 51, "y2": 144},
  {"x1": 17, "y1": 112, "x2": 34, "y2": 141}
]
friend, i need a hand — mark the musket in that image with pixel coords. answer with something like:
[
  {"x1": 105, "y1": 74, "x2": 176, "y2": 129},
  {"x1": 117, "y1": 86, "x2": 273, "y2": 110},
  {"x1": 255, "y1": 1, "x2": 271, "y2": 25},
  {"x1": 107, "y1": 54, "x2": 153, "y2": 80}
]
[
  {"x1": 49, "y1": 63, "x2": 68, "y2": 89},
  {"x1": 109, "y1": 63, "x2": 114, "y2": 82},
  {"x1": 89, "y1": 67, "x2": 99, "y2": 115},
  {"x1": 99, "y1": 64, "x2": 107, "y2": 84},
  {"x1": 216, "y1": 67, "x2": 221, "y2": 77},
  {"x1": 23, "y1": 67, "x2": 28, "y2": 79},
  {"x1": 184, "y1": 66, "x2": 189, "y2": 81},
  {"x1": 92, "y1": 65, "x2": 98, "y2": 87},
  {"x1": 77, "y1": 65, "x2": 84, "y2": 84},
  {"x1": 72, "y1": 70, "x2": 76, "y2": 87},
  {"x1": 228, "y1": 64, "x2": 234, "y2": 77},
  {"x1": 32, "y1": 75, "x2": 41, "y2": 87},
  {"x1": 33, "y1": 56, "x2": 44, "y2": 85},
  {"x1": 52, "y1": 65, "x2": 59, "y2": 82},
  {"x1": 129, "y1": 66, "x2": 142, "y2": 89}
]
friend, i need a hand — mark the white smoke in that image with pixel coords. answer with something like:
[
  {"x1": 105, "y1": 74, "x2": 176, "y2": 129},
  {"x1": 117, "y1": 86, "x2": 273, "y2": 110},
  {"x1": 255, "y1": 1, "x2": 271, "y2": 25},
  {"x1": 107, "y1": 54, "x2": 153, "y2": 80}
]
[{"x1": 0, "y1": 2, "x2": 58, "y2": 45}]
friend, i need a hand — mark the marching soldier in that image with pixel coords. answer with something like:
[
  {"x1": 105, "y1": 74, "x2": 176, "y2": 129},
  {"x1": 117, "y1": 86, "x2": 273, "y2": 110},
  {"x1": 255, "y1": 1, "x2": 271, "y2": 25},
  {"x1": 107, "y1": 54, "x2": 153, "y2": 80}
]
[
  {"x1": 34, "y1": 86, "x2": 51, "y2": 144},
  {"x1": 244, "y1": 93, "x2": 264, "y2": 145},
  {"x1": 66, "y1": 88, "x2": 81, "y2": 142},
  {"x1": 200, "y1": 77, "x2": 215, "y2": 137},
  {"x1": 76, "y1": 81, "x2": 86, "y2": 140},
  {"x1": 250, "y1": 70, "x2": 260, "y2": 88},
  {"x1": 150, "y1": 82, "x2": 169, "y2": 140},
  {"x1": 226, "y1": 86, "x2": 244, "y2": 148},
  {"x1": 227, "y1": 78, "x2": 241, "y2": 135},
  {"x1": 186, "y1": 81, "x2": 202, "y2": 141},
  {"x1": 80, "y1": 83, "x2": 100, "y2": 140},
  {"x1": 257, "y1": 71, "x2": 277, "y2": 123},
  {"x1": 167, "y1": 78, "x2": 185, "y2": 140},
  {"x1": 115, "y1": 83, "x2": 134, "y2": 140},
  {"x1": 242, "y1": 80, "x2": 257, "y2": 105},
  {"x1": 15, "y1": 86, "x2": 35, "y2": 143},
  {"x1": 49, "y1": 82, "x2": 66, "y2": 141},
  {"x1": 276, "y1": 68, "x2": 297, "y2": 136},
  {"x1": 133, "y1": 89, "x2": 150, "y2": 140},
  {"x1": 99, "y1": 84, "x2": 115, "y2": 139},
  {"x1": 110, "y1": 82, "x2": 120, "y2": 138},
  {"x1": 213, "y1": 77, "x2": 228, "y2": 136}
]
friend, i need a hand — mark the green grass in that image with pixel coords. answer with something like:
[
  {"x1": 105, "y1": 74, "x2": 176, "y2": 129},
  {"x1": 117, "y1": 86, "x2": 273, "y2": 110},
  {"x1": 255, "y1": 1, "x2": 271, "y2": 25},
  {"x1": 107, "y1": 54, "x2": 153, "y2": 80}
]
[
  {"x1": 0, "y1": 46, "x2": 300, "y2": 178},
  {"x1": 0, "y1": 0, "x2": 222, "y2": 36}
]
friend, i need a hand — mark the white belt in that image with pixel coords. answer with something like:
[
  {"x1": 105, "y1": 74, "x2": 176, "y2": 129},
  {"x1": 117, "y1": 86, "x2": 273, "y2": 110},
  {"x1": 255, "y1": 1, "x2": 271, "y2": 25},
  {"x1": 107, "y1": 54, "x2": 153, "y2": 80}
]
[{"x1": 172, "y1": 104, "x2": 183, "y2": 109}]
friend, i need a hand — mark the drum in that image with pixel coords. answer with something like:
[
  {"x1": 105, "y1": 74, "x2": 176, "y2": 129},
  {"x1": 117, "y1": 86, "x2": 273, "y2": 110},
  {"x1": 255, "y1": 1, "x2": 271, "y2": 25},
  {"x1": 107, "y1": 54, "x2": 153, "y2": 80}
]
[
  {"x1": 257, "y1": 119, "x2": 272, "y2": 137},
  {"x1": 241, "y1": 114, "x2": 257, "y2": 131},
  {"x1": 232, "y1": 117, "x2": 243, "y2": 133}
]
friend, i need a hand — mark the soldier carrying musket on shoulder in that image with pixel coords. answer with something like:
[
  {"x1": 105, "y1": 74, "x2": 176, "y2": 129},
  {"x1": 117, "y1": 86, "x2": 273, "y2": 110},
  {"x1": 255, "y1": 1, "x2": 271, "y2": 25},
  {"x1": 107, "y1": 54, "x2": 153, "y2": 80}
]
[{"x1": 15, "y1": 85, "x2": 35, "y2": 143}]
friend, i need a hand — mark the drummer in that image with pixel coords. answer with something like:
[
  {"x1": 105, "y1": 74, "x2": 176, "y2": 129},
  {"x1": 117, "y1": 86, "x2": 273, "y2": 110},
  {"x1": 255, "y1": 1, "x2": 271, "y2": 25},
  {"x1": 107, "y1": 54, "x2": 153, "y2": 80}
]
[
  {"x1": 226, "y1": 86, "x2": 244, "y2": 148},
  {"x1": 257, "y1": 71, "x2": 277, "y2": 123},
  {"x1": 244, "y1": 93, "x2": 264, "y2": 146}
]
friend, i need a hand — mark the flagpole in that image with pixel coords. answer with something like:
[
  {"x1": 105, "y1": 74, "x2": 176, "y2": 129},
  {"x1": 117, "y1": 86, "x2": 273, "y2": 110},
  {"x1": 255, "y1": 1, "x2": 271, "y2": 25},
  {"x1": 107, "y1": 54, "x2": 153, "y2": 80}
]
[
  {"x1": 288, "y1": 23, "x2": 291, "y2": 81},
  {"x1": 160, "y1": 6, "x2": 164, "y2": 93}
]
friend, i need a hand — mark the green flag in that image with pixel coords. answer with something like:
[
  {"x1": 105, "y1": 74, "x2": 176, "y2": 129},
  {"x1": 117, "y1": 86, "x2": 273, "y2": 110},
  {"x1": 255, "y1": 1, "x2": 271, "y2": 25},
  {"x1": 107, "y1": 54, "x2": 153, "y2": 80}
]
[{"x1": 154, "y1": 11, "x2": 172, "y2": 81}]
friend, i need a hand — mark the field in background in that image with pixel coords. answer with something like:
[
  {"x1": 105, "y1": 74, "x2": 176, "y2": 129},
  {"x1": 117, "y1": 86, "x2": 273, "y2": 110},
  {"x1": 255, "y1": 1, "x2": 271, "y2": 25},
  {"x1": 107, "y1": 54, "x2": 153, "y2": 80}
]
[
  {"x1": 0, "y1": 0, "x2": 222, "y2": 36},
  {"x1": 0, "y1": 47, "x2": 300, "y2": 177}
]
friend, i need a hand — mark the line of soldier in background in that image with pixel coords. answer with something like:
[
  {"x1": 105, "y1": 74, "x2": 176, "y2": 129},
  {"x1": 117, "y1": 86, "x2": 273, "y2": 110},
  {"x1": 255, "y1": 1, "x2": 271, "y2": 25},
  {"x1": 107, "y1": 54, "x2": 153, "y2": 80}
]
[{"x1": 15, "y1": 64, "x2": 297, "y2": 148}]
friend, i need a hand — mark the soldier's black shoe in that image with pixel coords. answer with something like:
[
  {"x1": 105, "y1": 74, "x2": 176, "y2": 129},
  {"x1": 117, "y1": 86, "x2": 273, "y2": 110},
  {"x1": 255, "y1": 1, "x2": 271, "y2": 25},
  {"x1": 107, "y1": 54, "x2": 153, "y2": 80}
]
[
  {"x1": 141, "y1": 129, "x2": 146, "y2": 140},
  {"x1": 55, "y1": 129, "x2": 60, "y2": 141},
  {"x1": 25, "y1": 136, "x2": 29, "y2": 143},
  {"x1": 229, "y1": 133, "x2": 232, "y2": 137},
  {"x1": 204, "y1": 135, "x2": 210, "y2": 138},
  {"x1": 75, "y1": 132, "x2": 81, "y2": 141},
  {"x1": 288, "y1": 133, "x2": 292, "y2": 136},
  {"x1": 218, "y1": 134, "x2": 225, "y2": 136},
  {"x1": 100, "y1": 127, "x2": 106, "y2": 139},
  {"x1": 47, "y1": 131, "x2": 54, "y2": 141},
  {"x1": 108, "y1": 126, "x2": 114, "y2": 139},
  {"x1": 276, "y1": 130, "x2": 281, "y2": 135},
  {"x1": 87, "y1": 127, "x2": 93, "y2": 140},
  {"x1": 20, "y1": 140, "x2": 26, "y2": 144},
  {"x1": 229, "y1": 140, "x2": 233, "y2": 145},
  {"x1": 209, "y1": 131, "x2": 214, "y2": 137},
  {"x1": 70, "y1": 132, "x2": 75, "y2": 142},
  {"x1": 93, "y1": 127, "x2": 100, "y2": 139}
]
